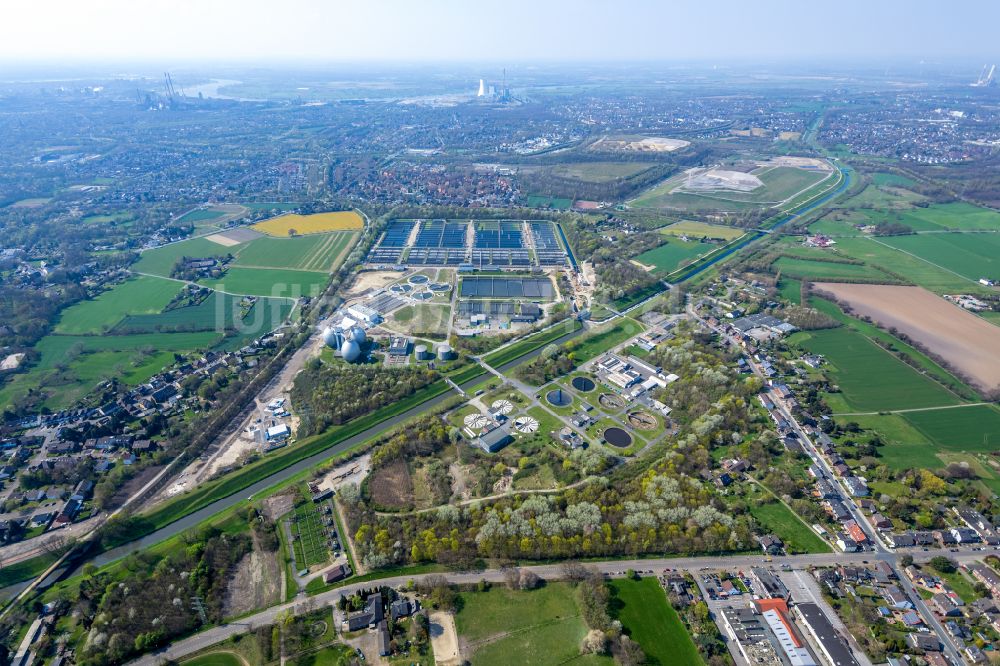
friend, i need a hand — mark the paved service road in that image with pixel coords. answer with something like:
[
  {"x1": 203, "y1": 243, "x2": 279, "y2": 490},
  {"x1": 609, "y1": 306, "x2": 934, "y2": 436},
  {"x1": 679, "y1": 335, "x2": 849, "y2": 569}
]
[{"x1": 130, "y1": 549, "x2": 983, "y2": 665}]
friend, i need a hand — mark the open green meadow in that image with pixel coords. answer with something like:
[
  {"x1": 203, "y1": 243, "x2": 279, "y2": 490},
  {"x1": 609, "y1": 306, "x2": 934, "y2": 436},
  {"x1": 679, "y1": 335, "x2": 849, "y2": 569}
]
[
  {"x1": 792, "y1": 327, "x2": 959, "y2": 412},
  {"x1": 778, "y1": 278, "x2": 801, "y2": 304},
  {"x1": 879, "y1": 232, "x2": 1000, "y2": 282},
  {"x1": 54, "y1": 276, "x2": 182, "y2": 334},
  {"x1": 635, "y1": 237, "x2": 710, "y2": 274},
  {"x1": 572, "y1": 319, "x2": 643, "y2": 362},
  {"x1": 658, "y1": 220, "x2": 746, "y2": 241},
  {"x1": 830, "y1": 237, "x2": 980, "y2": 294},
  {"x1": 609, "y1": 577, "x2": 703, "y2": 666},
  {"x1": 526, "y1": 194, "x2": 573, "y2": 209},
  {"x1": 772, "y1": 256, "x2": 892, "y2": 282},
  {"x1": 455, "y1": 583, "x2": 612, "y2": 666},
  {"x1": 548, "y1": 162, "x2": 652, "y2": 183},
  {"x1": 231, "y1": 232, "x2": 356, "y2": 272},
  {"x1": 201, "y1": 267, "x2": 328, "y2": 298},
  {"x1": 134, "y1": 230, "x2": 356, "y2": 279},
  {"x1": 113, "y1": 292, "x2": 293, "y2": 348},
  {"x1": 0, "y1": 331, "x2": 221, "y2": 410},
  {"x1": 871, "y1": 172, "x2": 917, "y2": 188},
  {"x1": 904, "y1": 405, "x2": 1000, "y2": 453},
  {"x1": 749, "y1": 501, "x2": 829, "y2": 554},
  {"x1": 133, "y1": 237, "x2": 237, "y2": 277}
]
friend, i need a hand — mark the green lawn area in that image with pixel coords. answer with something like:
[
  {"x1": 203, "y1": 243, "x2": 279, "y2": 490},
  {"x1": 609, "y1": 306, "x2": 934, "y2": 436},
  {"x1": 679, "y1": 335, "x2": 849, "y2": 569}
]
[
  {"x1": 749, "y1": 501, "x2": 830, "y2": 554},
  {"x1": 871, "y1": 172, "x2": 917, "y2": 188},
  {"x1": 182, "y1": 652, "x2": 244, "y2": 666},
  {"x1": 635, "y1": 237, "x2": 710, "y2": 274},
  {"x1": 793, "y1": 327, "x2": 959, "y2": 412},
  {"x1": 289, "y1": 644, "x2": 355, "y2": 666},
  {"x1": 54, "y1": 276, "x2": 182, "y2": 334},
  {"x1": 455, "y1": 582, "x2": 612, "y2": 666},
  {"x1": 571, "y1": 319, "x2": 643, "y2": 363},
  {"x1": 936, "y1": 568, "x2": 980, "y2": 604},
  {"x1": 609, "y1": 577, "x2": 702, "y2": 666},
  {"x1": 201, "y1": 267, "x2": 328, "y2": 298}
]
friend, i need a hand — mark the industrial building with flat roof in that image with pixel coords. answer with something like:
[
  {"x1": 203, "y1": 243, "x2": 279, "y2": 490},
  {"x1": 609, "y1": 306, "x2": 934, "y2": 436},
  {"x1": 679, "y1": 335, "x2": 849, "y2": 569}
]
[{"x1": 793, "y1": 602, "x2": 861, "y2": 666}]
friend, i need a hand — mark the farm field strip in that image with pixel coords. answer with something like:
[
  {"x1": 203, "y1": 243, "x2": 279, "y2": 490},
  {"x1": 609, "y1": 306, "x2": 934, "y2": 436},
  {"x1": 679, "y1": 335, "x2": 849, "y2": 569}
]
[
  {"x1": 793, "y1": 327, "x2": 960, "y2": 412},
  {"x1": 812, "y1": 283, "x2": 1000, "y2": 392},
  {"x1": 252, "y1": 211, "x2": 363, "y2": 236},
  {"x1": 53, "y1": 275, "x2": 183, "y2": 334}
]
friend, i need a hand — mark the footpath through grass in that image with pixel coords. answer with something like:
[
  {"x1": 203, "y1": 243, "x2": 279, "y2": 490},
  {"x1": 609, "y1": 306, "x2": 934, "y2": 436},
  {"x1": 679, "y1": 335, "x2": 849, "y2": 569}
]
[{"x1": 609, "y1": 576, "x2": 703, "y2": 666}]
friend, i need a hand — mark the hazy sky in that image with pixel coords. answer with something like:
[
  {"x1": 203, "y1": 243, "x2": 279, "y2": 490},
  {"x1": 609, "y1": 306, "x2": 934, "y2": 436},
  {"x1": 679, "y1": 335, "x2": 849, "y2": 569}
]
[{"x1": 2, "y1": 0, "x2": 998, "y2": 63}]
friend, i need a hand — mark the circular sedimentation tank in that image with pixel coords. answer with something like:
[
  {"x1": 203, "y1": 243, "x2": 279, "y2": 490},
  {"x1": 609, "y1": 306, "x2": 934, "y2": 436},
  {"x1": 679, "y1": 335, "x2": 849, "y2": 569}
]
[
  {"x1": 546, "y1": 389, "x2": 572, "y2": 407},
  {"x1": 571, "y1": 376, "x2": 596, "y2": 392},
  {"x1": 408, "y1": 274, "x2": 430, "y2": 285},
  {"x1": 603, "y1": 427, "x2": 633, "y2": 448}
]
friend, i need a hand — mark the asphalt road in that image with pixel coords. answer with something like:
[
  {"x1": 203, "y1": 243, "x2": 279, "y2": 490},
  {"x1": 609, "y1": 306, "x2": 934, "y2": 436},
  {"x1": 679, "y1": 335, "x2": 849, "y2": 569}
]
[{"x1": 130, "y1": 548, "x2": 985, "y2": 665}]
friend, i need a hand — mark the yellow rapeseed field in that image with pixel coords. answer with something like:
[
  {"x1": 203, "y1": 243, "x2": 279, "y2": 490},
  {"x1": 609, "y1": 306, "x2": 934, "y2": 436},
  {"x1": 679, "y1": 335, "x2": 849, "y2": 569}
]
[{"x1": 252, "y1": 211, "x2": 363, "y2": 236}]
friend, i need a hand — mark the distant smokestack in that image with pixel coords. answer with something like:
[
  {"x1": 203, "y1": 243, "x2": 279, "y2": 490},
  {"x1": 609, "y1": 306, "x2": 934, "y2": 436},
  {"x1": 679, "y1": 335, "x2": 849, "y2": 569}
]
[{"x1": 477, "y1": 78, "x2": 485, "y2": 97}]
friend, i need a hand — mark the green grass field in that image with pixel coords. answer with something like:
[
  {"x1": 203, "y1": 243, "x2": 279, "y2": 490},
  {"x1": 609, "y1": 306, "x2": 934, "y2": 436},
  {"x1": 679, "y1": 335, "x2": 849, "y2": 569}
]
[
  {"x1": 778, "y1": 278, "x2": 801, "y2": 304},
  {"x1": 182, "y1": 652, "x2": 244, "y2": 666},
  {"x1": 793, "y1": 328, "x2": 959, "y2": 412},
  {"x1": 870, "y1": 172, "x2": 917, "y2": 188},
  {"x1": 455, "y1": 583, "x2": 612, "y2": 666},
  {"x1": 635, "y1": 237, "x2": 710, "y2": 274},
  {"x1": 548, "y1": 162, "x2": 651, "y2": 183},
  {"x1": 526, "y1": 194, "x2": 573, "y2": 210},
  {"x1": 133, "y1": 237, "x2": 239, "y2": 277},
  {"x1": 572, "y1": 319, "x2": 644, "y2": 362},
  {"x1": 0, "y1": 331, "x2": 221, "y2": 411},
  {"x1": 54, "y1": 276, "x2": 182, "y2": 334},
  {"x1": 235, "y1": 232, "x2": 356, "y2": 272},
  {"x1": 903, "y1": 405, "x2": 1000, "y2": 453},
  {"x1": 771, "y1": 256, "x2": 893, "y2": 282},
  {"x1": 609, "y1": 577, "x2": 703, "y2": 666},
  {"x1": 749, "y1": 502, "x2": 830, "y2": 554},
  {"x1": 659, "y1": 220, "x2": 745, "y2": 241},
  {"x1": 831, "y1": 237, "x2": 981, "y2": 294},
  {"x1": 880, "y1": 232, "x2": 1000, "y2": 282},
  {"x1": 201, "y1": 267, "x2": 328, "y2": 298}
]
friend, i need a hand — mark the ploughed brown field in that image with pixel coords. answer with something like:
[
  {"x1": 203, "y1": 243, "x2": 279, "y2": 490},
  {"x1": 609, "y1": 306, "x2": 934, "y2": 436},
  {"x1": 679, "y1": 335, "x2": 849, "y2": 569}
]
[{"x1": 813, "y1": 283, "x2": 1000, "y2": 392}]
